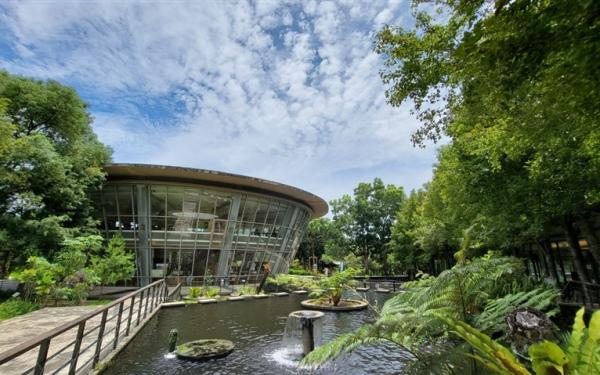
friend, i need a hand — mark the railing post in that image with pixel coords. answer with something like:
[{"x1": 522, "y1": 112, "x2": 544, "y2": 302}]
[
  {"x1": 68, "y1": 321, "x2": 86, "y2": 375},
  {"x1": 92, "y1": 310, "x2": 108, "y2": 368},
  {"x1": 136, "y1": 290, "x2": 143, "y2": 326},
  {"x1": 113, "y1": 301, "x2": 125, "y2": 350},
  {"x1": 144, "y1": 287, "x2": 151, "y2": 319},
  {"x1": 33, "y1": 338, "x2": 50, "y2": 375},
  {"x1": 151, "y1": 284, "x2": 158, "y2": 308},
  {"x1": 126, "y1": 295, "x2": 135, "y2": 336}
]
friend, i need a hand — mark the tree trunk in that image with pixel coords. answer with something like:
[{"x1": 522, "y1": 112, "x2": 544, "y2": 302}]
[
  {"x1": 363, "y1": 246, "x2": 369, "y2": 274},
  {"x1": 563, "y1": 217, "x2": 592, "y2": 306},
  {"x1": 577, "y1": 217, "x2": 600, "y2": 275}
]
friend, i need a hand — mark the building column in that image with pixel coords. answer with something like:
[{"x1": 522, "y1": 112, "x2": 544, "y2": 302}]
[
  {"x1": 216, "y1": 194, "x2": 241, "y2": 283},
  {"x1": 273, "y1": 207, "x2": 299, "y2": 274},
  {"x1": 136, "y1": 184, "x2": 151, "y2": 286}
]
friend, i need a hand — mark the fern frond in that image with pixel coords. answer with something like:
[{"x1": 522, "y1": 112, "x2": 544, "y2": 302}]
[
  {"x1": 439, "y1": 315, "x2": 532, "y2": 375},
  {"x1": 567, "y1": 307, "x2": 586, "y2": 366}
]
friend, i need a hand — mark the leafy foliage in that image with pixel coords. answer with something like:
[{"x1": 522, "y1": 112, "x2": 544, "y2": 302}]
[
  {"x1": 0, "y1": 298, "x2": 39, "y2": 321},
  {"x1": 475, "y1": 287, "x2": 560, "y2": 336},
  {"x1": 311, "y1": 268, "x2": 359, "y2": 306},
  {"x1": 187, "y1": 287, "x2": 201, "y2": 299},
  {"x1": 201, "y1": 286, "x2": 220, "y2": 298},
  {"x1": 443, "y1": 307, "x2": 600, "y2": 375},
  {"x1": 303, "y1": 255, "x2": 559, "y2": 367},
  {"x1": 0, "y1": 71, "x2": 111, "y2": 274},
  {"x1": 89, "y1": 235, "x2": 134, "y2": 286},
  {"x1": 330, "y1": 178, "x2": 405, "y2": 274},
  {"x1": 265, "y1": 274, "x2": 319, "y2": 292}
]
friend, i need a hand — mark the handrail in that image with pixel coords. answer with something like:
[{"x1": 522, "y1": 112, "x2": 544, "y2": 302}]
[
  {"x1": 0, "y1": 279, "x2": 167, "y2": 374},
  {"x1": 166, "y1": 283, "x2": 182, "y2": 302}
]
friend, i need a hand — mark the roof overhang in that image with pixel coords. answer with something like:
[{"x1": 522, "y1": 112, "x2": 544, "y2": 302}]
[{"x1": 103, "y1": 164, "x2": 328, "y2": 218}]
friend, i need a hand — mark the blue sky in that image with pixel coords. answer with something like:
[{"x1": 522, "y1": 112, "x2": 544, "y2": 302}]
[{"x1": 0, "y1": 0, "x2": 440, "y2": 205}]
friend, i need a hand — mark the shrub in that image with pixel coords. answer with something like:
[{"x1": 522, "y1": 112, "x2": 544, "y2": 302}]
[
  {"x1": 202, "y1": 287, "x2": 220, "y2": 298},
  {"x1": 188, "y1": 287, "x2": 201, "y2": 298},
  {"x1": 288, "y1": 267, "x2": 312, "y2": 275},
  {"x1": 265, "y1": 274, "x2": 319, "y2": 292},
  {"x1": 0, "y1": 299, "x2": 39, "y2": 321},
  {"x1": 237, "y1": 285, "x2": 257, "y2": 296}
]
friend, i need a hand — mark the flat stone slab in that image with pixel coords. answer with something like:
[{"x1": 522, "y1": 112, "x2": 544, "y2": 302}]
[
  {"x1": 227, "y1": 296, "x2": 246, "y2": 301},
  {"x1": 375, "y1": 289, "x2": 391, "y2": 293},
  {"x1": 292, "y1": 290, "x2": 308, "y2": 294},
  {"x1": 198, "y1": 298, "x2": 218, "y2": 304},
  {"x1": 251, "y1": 294, "x2": 269, "y2": 299},
  {"x1": 162, "y1": 301, "x2": 186, "y2": 308},
  {"x1": 356, "y1": 287, "x2": 370, "y2": 292},
  {"x1": 176, "y1": 339, "x2": 235, "y2": 361},
  {"x1": 272, "y1": 292, "x2": 289, "y2": 297},
  {"x1": 300, "y1": 298, "x2": 368, "y2": 311}
]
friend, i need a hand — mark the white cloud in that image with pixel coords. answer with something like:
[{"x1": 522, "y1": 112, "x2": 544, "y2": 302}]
[{"x1": 0, "y1": 0, "x2": 439, "y2": 206}]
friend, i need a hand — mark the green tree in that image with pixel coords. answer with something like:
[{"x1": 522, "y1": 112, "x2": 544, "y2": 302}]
[
  {"x1": 90, "y1": 235, "x2": 135, "y2": 286},
  {"x1": 331, "y1": 178, "x2": 405, "y2": 274},
  {"x1": 375, "y1": 0, "x2": 600, "y2": 286},
  {"x1": 0, "y1": 71, "x2": 111, "y2": 274}
]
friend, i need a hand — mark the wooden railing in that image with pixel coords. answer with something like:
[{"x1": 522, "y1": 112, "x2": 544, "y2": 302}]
[
  {"x1": 0, "y1": 279, "x2": 167, "y2": 375},
  {"x1": 166, "y1": 283, "x2": 182, "y2": 302}
]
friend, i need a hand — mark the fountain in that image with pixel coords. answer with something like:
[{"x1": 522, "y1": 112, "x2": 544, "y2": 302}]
[{"x1": 283, "y1": 310, "x2": 325, "y2": 357}]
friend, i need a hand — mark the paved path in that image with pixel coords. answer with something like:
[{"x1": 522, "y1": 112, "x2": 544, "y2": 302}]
[{"x1": 0, "y1": 292, "x2": 156, "y2": 375}]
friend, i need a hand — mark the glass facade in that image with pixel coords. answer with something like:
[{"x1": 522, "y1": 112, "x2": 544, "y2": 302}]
[{"x1": 98, "y1": 182, "x2": 311, "y2": 286}]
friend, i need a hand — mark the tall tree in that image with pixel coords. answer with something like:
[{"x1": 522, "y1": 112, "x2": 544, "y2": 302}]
[
  {"x1": 0, "y1": 71, "x2": 111, "y2": 275},
  {"x1": 375, "y1": 0, "x2": 600, "y2": 283},
  {"x1": 331, "y1": 178, "x2": 404, "y2": 274}
]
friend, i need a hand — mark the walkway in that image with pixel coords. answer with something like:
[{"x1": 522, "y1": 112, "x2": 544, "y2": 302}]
[{"x1": 0, "y1": 306, "x2": 98, "y2": 374}]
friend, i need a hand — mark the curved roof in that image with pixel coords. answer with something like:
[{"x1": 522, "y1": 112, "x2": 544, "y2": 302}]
[{"x1": 104, "y1": 164, "x2": 328, "y2": 218}]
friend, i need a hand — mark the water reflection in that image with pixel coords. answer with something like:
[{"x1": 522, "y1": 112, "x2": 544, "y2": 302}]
[{"x1": 104, "y1": 293, "x2": 413, "y2": 375}]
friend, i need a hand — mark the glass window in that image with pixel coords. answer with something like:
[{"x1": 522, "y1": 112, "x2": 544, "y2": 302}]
[
  {"x1": 193, "y1": 249, "x2": 209, "y2": 277},
  {"x1": 265, "y1": 202, "x2": 280, "y2": 225},
  {"x1": 166, "y1": 186, "x2": 183, "y2": 216},
  {"x1": 102, "y1": 186, "x2": 117, "y2": 216},
  {"x1": 117, "y1": 186, "x2": 134, "y2": 216},
  {"x1": 151, "y1": 217, "x2": 165, "y2": 231},
  {"x1": 254, "y1": 201, "x2": 270, "y2": 224},
  {"x1": 150, "y1": 186, "x2": 166, "y2": 216},
  {"x1": 215, "y1": 198, "x2": 231, "y2": 220},
  {"x1": 241, "y1": 198, "x2": 258, "y2": 223}
]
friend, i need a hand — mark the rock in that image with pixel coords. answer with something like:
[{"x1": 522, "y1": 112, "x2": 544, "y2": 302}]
[
  {"x1": 506, "y1": 307, "x2": 555, "y2": 356},
  {"x1": 175, "y1": 339, "x2": 235, "y2": 361}
]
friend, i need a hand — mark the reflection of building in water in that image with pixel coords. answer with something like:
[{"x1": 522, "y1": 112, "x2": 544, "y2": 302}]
[{"x1": 97, "y1": 164, "x2": 328, "y2": 286}]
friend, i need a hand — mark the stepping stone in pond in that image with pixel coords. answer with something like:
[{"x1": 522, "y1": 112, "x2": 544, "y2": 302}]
[
  {"x1": 252, "y1": 294, "x2": 269, "y2": 299},
  {"x1": 272, "y1": 292, "x2": 289, "y2": 297},
  {"x1": 356, "y1": 287, "x2": 370, "y2": 292},
  {"x1": 292, "y1": 290, "x2": 308, "y2": 294},
  {"x1": 375, "y1": 289, "x2": 391, "y2": 293},
  {"x1": 227, "y1": 296, "x2": 246, "y2": 301},
  {"x1": 176, "y1": 339, "x2": 235, "y2": 361},
  {"x1": 162, "y1": 301, "x2": 187, "y2": 308},
  {"x1": 198, "y1": 298, "x2": 218, "y2": 304}
]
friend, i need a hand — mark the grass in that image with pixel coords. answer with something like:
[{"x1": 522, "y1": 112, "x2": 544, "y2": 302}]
[
  {"x1": 85, "y1": 299, "x2": 112, "y2": 306},
  {"x1": 0, "y1": 298, "x2": 39, "y2": 321}
]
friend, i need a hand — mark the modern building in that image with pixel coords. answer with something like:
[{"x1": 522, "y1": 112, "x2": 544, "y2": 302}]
[{"x1": 97, "y1": 164, "x2": 328, "y2": 286}]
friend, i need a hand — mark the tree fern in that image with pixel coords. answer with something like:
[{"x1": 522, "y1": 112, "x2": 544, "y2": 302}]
[
  {"x1": 475, "y1": 287, "x2": 560, "y2": 335},
  {"x1": 441, "y1": 307, "x2": 600, "y2": 375},
  {"x1": 303, "y1": 255, "x2": 541, "y2": 367}
]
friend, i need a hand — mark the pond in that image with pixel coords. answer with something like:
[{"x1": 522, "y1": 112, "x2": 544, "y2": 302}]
[{"x1": 103, "y1": 293, "x2": 465, "y2": 374}]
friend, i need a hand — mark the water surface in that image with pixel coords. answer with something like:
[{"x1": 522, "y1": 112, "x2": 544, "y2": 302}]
[{"x1": 104, "y1": 293, "x2": 416, "y2": 374}]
